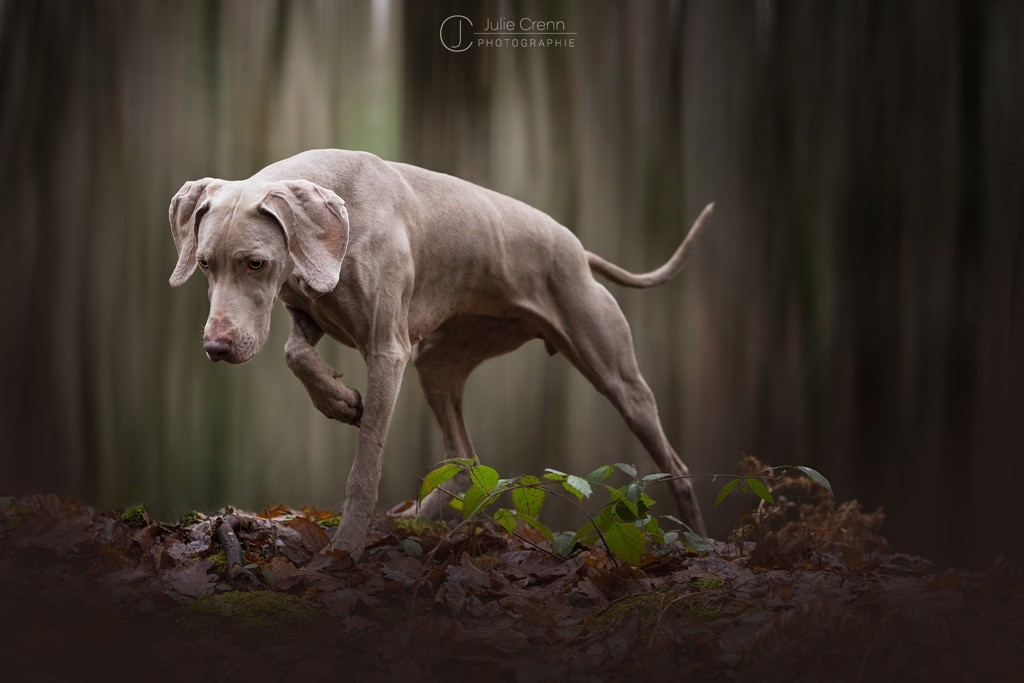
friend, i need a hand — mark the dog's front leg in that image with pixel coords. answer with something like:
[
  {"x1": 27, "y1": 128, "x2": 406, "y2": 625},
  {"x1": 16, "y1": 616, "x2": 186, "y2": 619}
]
[
  {"x1": 330, "y1": 350, "x2": 409, "y2": 559},
  {"x1": 283, "y1": 305, "x2": 363, "y2": 426}
]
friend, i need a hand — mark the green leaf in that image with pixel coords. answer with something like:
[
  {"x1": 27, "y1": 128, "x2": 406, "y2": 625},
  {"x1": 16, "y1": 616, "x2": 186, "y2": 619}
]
[
  {"x1": 492, "y1": 508, "x2": 518, "y2": 534},
  {"x1": 662, "y1": 530, "x2": 679, "y2": 546},
  {"x1": 574, "y1": 511, "x2": 616, "y2": 546},
  {"x1": 469, "y1": 465, "x2": 500, "y2": 493},
  {"x1": 419, "y1": 463, "x2": 463, "y2": 502},
  {"x1": 625, "y1": 480, "x2": 645, "y2": 503},
  {"x1": 563, "y1": 475, "x2": 593, "y2": 500},
  {"x1": 615, "y1": 463, "x2": 638, "y2": 478},
  {"x1": 572, "y1": 521, "x2": 598, "y2": 547},
  {"x1": 614, "y1": 501, "x2": 639, "y2": 522},
  {"x1": 795, "y1": 466, "x2": 833, "y2": 494},
  {"x1": 744, "y1": 477, "x2": 775, "y2": 505},
  {"x1": 661, "y1": 514, "x2": 684, "y2": 526},
  {"x1": 512, "y1": 484, "x2": 545, "y2": 518},
  {"x1": 448, "y1": 497, "x2": 463, "y2": 511},
  {"x1": 644, "y1": 517, "x2": 662, "y2": 534},
  {"x1": 714, "y1": 478, "x2": 741, "y2": 507},
  {"x1": 587, "y1": 465, "x2": 615, "y2": 483},
  {"x1": 439, "y1": 457, "x2": 478, "y2": 467},
  {"x1": 683, "y1": 531, "x2": 714, "y2": 555},
  {"x1": 551, "y1": 531, "x2": 576, "y2": 557},
  {"x1": 602, "y1": 484, "x2": 639, "y2": 518},
  {"x1": 603, "y1": 521, "x2": 647, "y2": 565},
  {"x1": 594, "y1": 506, "x2": 617, "y2": 532},
  {"x1": 543, "y1": 468, "x2": 568, "y2": 481},
  {"x1": 461, "y1": 483, "x2": 490, "y2": 519},
  {"x1": 642, "y1": 472, "x2": 673, "y2": 483},
  {"x1": 517, "y1": 514, "x2": 553, "y2": 543},
  {"x1": 401, "y1": 538, "x2": 423, "y2": 557}
]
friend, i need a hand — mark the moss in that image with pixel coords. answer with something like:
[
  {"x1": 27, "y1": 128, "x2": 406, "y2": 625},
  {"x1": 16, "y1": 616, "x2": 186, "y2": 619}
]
[
  {"x1": 695, "y1": 576, "x2": 727, "y2": 591},
  {"x1": 589, "y1": 587, "x2": 727, "y2": 632},
  {"x1": 180, "y1": 591, "x2": 324, "y2": 647},
  {"x1": 587, "y1": 593, "x2": 661, "y2": 633},
  {"x1": 687, "y1": 601, "x2": 723, "y2": 622},
  {"x1": 393, "y1": 516, "x2": 447, "y2": 536},
  {"x1": 120, "y1": 504, "x2": 147, "y2": 528},
  {"x1": 179, "y1": 510, "x2": 201, "y2": 527},
  {"x1": 315, "y1": 514, "x2": 341, "y2": 529},
  {"x1": 206, "y1": 550, "x2": 229, "y2": 578}
]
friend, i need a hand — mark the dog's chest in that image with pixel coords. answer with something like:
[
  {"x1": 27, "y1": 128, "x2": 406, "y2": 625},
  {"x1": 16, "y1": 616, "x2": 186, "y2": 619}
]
[{"x1": 279, "y1": 279, "x2": 361, "y2": 350}]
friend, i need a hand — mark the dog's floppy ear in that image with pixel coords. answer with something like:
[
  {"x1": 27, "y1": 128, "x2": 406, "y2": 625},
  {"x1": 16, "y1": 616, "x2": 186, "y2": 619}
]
[
  {"x1": 259, "y1": 180, "x2": 350, "y2": 294},
  {"x1": 168, "y1": 177, "x2": 217, "y2": 286}
]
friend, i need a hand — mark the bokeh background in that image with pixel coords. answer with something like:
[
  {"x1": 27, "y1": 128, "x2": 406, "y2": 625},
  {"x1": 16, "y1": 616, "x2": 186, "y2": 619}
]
[{"x1": 1, "y1": 0, "x2": 1021, "y2": 565}]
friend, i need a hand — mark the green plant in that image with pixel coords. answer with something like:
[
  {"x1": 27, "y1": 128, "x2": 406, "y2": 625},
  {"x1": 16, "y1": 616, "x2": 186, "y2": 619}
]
[
  {"x1": 713, "y1": 465, "x2": 832, "y2": 508},
  {"x1": 314, "y1": 514, "x2": 341, "y2": 529},
  {"x1": 119, "y1": 503, "x2": 148, "y2": 528},
  {"x1": 418, "y1": 458, "x2": 832, "y2": 567},
  {"x1": 178, "y1": 510, "x2": 202, "y2": 527}
]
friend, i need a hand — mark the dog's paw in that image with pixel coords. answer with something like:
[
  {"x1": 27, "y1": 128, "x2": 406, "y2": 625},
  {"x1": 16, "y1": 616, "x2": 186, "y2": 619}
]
[
  {"x1": 328, "y1": 522, "x2": 367, "y2": 562},
  {"x1": 311, "y1": 377, "x2": 363, "y2": 426}
]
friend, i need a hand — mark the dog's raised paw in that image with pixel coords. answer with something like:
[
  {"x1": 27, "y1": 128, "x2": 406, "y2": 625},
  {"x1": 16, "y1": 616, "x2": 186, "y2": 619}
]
[{"x1": 311, "y1": 378, "x2": 363, "y2": 426}]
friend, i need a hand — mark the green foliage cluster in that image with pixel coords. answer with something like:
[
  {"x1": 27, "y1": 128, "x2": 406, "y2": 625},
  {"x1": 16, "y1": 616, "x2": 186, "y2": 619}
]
[
  {"x1": 713, "y1": 466, "x2": 830, "y2": 507},
  {"x1": 119, "y1": 504, "x2": 148, "y2": 528},
  {"x1": 393, "y1": 516, "x2": 447, "y2": 537},
  {"x1": 587, "y1": 593, "x2": 662, "y2": 632},
  {"x1": 207, "y1": 550, "x2": 229, "y2": 578},
  {"x1": 419, "y1": 459, "x2": 831, "y2": 566},
  {"x1": 178, "y1": 510, "x2": 201, "y2": 527},
  {"x1": 314, "y1": 514, "x2": 341, "y2": 529}
]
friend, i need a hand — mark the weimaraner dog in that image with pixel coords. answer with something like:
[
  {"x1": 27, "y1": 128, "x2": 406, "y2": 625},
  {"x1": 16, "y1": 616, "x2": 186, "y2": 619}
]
[{"x1": 169, "y1": 149, "x2": 713, "y2": 559}]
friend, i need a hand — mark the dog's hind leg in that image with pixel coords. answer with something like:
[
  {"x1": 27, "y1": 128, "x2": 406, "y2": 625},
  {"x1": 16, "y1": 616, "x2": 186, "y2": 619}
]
[
  {"x1": 547, "y1": 279, "x2": 708, "y2": 536},
  {"x1": 411, "y1": 315, "x2": 534, "y2": 518}
]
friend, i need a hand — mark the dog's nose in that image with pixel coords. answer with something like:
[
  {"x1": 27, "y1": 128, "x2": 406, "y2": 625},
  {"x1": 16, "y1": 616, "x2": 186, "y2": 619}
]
[{"x1": 203, "y1": 338, "x2": 232, "y2": 361}]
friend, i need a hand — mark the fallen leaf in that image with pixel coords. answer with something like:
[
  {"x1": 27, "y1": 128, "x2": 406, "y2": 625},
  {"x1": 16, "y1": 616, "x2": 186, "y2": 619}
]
[
  {"x1": 284, "y1": 517, "x2": 330, "y2": 553},
  {"x1": 165, "y1": 560, "x2": 216, "y2": 600}
]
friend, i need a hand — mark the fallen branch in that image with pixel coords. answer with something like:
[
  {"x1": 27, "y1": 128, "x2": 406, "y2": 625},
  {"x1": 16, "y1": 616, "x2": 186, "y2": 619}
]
[{"x1": 214, "y1": 514, "x2": 258, "y2": 583}]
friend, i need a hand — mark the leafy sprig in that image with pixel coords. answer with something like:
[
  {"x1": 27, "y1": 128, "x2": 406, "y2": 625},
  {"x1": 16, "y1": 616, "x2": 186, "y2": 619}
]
[{"x1": 415, "y1": 459, "x2": 832, "y2": 566}]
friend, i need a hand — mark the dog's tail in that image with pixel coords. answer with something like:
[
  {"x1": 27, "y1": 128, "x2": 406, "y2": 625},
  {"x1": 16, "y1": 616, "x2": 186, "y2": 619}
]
[{"x1": 587, "y1": 202, "x2": 715, "y2": 289}]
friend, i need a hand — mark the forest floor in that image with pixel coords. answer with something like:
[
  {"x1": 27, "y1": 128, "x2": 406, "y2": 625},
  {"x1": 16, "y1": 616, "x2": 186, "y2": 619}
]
[{"x1": 1, "y1": 475, "x2": 1020, "y2": 682}]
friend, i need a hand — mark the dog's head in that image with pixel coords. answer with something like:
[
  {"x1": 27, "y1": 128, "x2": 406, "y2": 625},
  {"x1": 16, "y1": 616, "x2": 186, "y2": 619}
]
[{"x1": 168, "y1": 178, "x2": 349, "y2": 363}]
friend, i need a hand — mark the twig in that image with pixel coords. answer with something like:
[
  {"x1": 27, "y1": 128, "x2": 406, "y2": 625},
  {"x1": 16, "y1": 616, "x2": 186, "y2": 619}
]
[
  {"x1": 541, "y1": 486, "x2": 621, "y2": 571},
  {"x1": 482, "y1": 513, "x2": 563, "y2": 561},
  {"x1": 656, "y1": 466, "x2": 786, "y2": 486},
  {"x1": 214, "y1": 514, "x2": 257, "y2": 583}
]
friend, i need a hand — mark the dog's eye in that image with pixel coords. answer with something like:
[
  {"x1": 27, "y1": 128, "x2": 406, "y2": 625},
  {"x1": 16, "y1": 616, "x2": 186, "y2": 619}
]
[
  {"x1": 248, "y1": 259, "x2": 263, "y2": 270},
  {"x1": 197, "y1": 257, "x2": 208, "y2": 268}
]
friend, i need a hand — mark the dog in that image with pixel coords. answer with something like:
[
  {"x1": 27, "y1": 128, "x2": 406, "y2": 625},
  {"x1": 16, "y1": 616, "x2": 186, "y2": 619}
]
[{"x1": 168, "y1": 149, "x2": 713, "y2": 559}]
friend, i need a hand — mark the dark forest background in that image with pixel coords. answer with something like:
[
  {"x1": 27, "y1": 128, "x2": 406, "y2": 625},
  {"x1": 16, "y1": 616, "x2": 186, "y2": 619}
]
[{"x1": 1, "y1": 0, "x2": 1021, "y2": 565}]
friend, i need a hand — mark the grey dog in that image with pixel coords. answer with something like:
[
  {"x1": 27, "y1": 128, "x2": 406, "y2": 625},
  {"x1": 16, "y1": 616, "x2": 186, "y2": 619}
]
[{"x1": 168, "y1": 149, "x2": 714, "y2": 559}]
